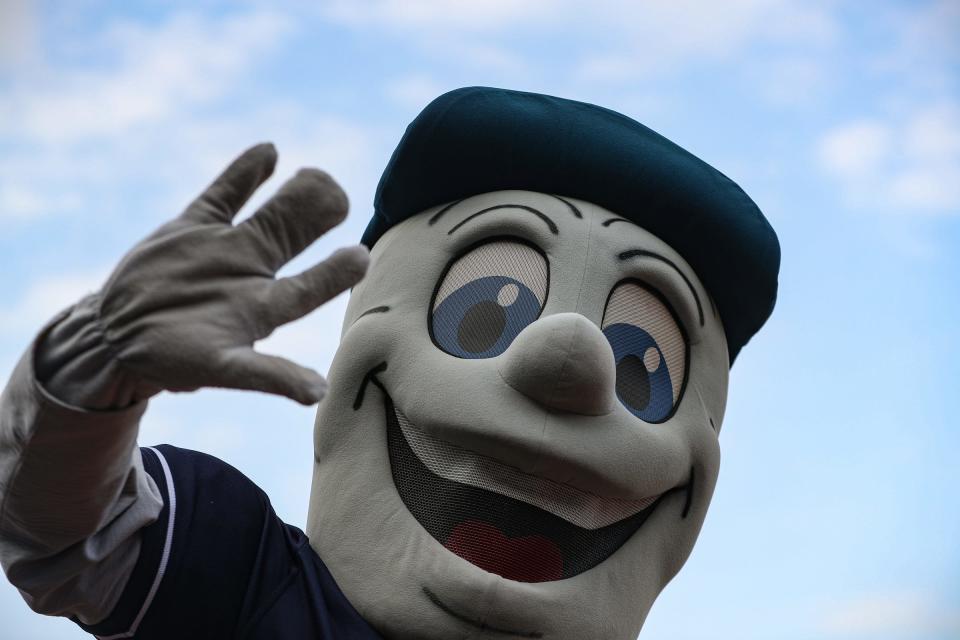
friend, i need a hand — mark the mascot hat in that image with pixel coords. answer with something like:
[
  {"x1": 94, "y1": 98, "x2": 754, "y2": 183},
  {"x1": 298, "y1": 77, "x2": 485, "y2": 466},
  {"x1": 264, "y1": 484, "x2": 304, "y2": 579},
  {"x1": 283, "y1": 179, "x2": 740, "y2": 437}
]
[{"x1": 363, "y1": 86, "x2": 780, "y2": 362}]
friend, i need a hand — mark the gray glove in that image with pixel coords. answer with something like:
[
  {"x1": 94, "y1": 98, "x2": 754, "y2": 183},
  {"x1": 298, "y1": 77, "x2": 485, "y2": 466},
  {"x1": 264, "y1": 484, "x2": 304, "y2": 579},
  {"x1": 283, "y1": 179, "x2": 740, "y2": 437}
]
[
  {"x1": 0, "y1": 145, "x2": 365, "y2": 623},
  {"x1": 70, "y1": 143, "x2": 368, "y2": 406}
]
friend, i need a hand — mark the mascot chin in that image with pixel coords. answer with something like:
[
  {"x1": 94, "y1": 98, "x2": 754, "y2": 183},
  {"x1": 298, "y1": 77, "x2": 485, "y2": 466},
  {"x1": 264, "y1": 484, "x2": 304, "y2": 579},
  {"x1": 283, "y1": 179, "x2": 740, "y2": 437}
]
[{"x1": 0, "y1": 87, "x2": 779, "y2": 640}]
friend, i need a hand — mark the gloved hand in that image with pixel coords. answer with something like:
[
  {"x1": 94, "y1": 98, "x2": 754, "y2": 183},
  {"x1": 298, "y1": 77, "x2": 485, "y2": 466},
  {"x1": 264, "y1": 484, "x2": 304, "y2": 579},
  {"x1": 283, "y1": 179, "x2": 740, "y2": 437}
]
[{"x1": 85, "y1": 143, "x2": 368, "y2": 405}]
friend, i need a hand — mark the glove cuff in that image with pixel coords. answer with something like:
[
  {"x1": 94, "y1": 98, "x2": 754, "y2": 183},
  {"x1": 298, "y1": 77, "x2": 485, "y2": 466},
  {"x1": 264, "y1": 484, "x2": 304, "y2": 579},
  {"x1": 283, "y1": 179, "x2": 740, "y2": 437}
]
[{"x1": 35, "y1": 293, "x2": 160, "y2": 410}]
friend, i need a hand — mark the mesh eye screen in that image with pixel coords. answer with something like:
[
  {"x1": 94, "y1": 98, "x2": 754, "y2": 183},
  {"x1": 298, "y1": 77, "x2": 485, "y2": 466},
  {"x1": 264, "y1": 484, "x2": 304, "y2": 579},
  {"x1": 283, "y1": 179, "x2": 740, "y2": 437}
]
[
  {"x1": 434, "y1": 241, "x2": 547, "y2": 308},
  {"x1": 602, "y1": 282, "x2": 687, "y2": 415},
  {"x1": 431, "y1": 241, "x2": 548, "y2": 359}
]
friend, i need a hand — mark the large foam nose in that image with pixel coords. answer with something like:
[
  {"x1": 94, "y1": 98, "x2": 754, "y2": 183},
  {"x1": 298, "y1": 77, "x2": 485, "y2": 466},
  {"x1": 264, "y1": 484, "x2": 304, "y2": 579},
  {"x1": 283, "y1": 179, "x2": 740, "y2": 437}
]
[{"x1": 498, "y1": 312, "x2": 616, "y2": 416}]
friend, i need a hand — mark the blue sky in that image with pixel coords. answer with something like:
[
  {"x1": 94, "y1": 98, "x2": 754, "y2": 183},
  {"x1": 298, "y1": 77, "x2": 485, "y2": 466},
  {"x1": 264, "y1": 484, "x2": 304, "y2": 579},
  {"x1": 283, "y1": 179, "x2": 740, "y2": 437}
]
[{"x1": 1, "y1": 1, "x2": 958, "y2": 638}]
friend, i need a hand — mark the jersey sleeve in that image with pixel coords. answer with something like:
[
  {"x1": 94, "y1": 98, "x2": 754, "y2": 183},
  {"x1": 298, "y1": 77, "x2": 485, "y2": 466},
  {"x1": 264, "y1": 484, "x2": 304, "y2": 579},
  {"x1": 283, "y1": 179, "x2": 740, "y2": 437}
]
[{"x1": 75, "y1": 445, "x2": 286, "y2": 639}]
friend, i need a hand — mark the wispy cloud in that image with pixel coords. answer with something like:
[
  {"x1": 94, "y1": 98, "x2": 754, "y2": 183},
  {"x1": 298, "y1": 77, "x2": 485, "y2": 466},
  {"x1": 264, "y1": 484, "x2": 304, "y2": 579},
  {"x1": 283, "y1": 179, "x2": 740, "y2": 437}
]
[
  {"x1": 324, "y1": 0, "x2": 839, "y2": 81},
  {"x1": 385, "y1": 74, "x2": 449, "y2": 109},
  {"x1": 146, "y1": 106, "x2": 382, "y2": 227},
  {"x1": 0, "y1": 11, "x2": 292, "y2": 143},
  {"x1": 821, "y1": 591, "x2": 960, "y2": 637},
  {"x1": 817, "y1": 103, "x2": 960, "y2": 214},
  {"x1": 0, "y1": 184, "x2": 82, "y2": 221},
  {"x1": 752, "y1": 55, "x2": 832, "y2": 108},
  {"x1": 0, "y1": 9, "x2": 381, "y2": 228},
  {"x1": 323, "y1": 0, "x2": 539, "y2": 76},
  {"x1": 0, "y1": 269, "x2": 109, "y2": 334},
  {"x1": 0, "y1": 0, "x2": 37, "y2": 69},
  {"x1": 323, "y1": 0, "x2": 556, "y2": 32},
  {"x1": 872, "y1": 0, "x2": 960, "y2": 91},
  {"x1": 819, "y1": 120, "x2": 893, "y2": 178},
  {"x1": 0, "y1": 268, "x2": 109, "y2": 388},
  {"x1": 575, "y1": 0, "x2": 837, "y2": 80},
  {"x1": 0, "y1": 9, "x2": 293, "y2": 223}
]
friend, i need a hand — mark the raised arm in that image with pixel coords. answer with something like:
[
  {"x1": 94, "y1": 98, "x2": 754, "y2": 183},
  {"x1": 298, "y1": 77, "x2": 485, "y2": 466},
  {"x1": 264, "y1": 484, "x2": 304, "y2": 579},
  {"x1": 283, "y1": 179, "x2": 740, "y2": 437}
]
[{"x1": 0, "y1": 144, "x2": 367, "y2": 624}]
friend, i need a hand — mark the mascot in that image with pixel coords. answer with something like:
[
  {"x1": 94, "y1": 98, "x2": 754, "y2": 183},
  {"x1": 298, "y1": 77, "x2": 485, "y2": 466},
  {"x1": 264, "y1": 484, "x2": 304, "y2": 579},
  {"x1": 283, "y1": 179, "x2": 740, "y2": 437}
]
[{"x1": 0, "y1": 87, "x2": 779, "y2": 639}]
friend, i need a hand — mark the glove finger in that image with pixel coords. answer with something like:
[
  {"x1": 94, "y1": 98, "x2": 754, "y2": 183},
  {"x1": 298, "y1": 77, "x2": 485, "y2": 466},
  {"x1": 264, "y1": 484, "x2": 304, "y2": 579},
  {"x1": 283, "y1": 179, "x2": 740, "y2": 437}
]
[
  {"x1": 182, "y1": 143, "x2": 278, "y2": 224},
  {"x1": 264, "y1": 245, "x2": 369, "y2": 328},
  {"x1": 237, "y1": 168, "x2": 349, "y2": 272},
  {"x1": 216, "y1": 347, "x2": 328, "y2": 405}
]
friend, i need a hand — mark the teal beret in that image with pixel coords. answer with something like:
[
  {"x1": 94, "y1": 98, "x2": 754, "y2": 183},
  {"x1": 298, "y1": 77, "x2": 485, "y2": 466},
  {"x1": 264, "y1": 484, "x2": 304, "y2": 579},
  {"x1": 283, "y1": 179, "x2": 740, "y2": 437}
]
[{"x1": 363, "y1": 87, "x2": 779, "y2": 364}]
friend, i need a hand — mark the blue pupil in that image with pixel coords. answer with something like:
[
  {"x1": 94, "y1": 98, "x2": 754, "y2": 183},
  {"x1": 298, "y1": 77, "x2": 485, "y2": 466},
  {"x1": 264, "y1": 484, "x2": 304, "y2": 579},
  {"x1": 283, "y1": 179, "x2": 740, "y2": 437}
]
[
  {"x1": 603, "y1": 323, "x2": 675, "y2": 422},
  {"x1": 432, "y1": 275, "x2": 541, "y2": 359}
]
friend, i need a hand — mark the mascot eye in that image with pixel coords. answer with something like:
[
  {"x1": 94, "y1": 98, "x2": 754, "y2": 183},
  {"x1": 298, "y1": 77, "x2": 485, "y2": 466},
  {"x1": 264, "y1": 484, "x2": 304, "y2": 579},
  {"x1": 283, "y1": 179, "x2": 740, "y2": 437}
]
[
  {"x1": 431, "y1": 240, "x2": 548, "y2": 359},
  {"x1": 601, "y1": 281, "x2": 688, "y2": 423}
]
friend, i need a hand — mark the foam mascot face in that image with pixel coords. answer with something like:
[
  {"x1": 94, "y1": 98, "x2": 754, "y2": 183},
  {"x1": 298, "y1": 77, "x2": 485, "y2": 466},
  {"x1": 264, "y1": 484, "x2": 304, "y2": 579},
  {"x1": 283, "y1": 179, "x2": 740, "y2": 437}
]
[{"x1": 307, "y1": 190, "x2": 730, "y2": 639}]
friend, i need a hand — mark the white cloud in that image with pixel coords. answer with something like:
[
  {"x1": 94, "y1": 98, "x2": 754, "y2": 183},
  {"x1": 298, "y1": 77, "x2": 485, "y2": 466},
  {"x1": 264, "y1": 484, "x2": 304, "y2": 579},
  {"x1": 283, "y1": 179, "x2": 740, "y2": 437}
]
[
  {"x1": 436, "y1": 40, "x2": 529, "y2": 75},
  {"x1": 324, "y1": 0, "x2": 837, "y2": 80},
  {"x1": 818, "y1": 120, "x2": 893, "y2": 178},
  {"x1": 0, "y1": 0, "x2": 37, "y2": 69},
  {"x1": 821, "y1": 591, "x2": 960, "y2": 636},
  {"x1": 0, "y1": 183, "x2": 82, "y2": 220},
  {"x1": 0, "y1": 269, "x2": 109, "y2": 334},
  {"x1": 755, "y1": 56, "x2": 831, "y2": 107},
  {"x1": 874, "y1": 0, "x2": 960, "y2": 91},
  {"x1": 137, "y1": 105, "x2": 383, "y2": 242},
  {"x1": 0, "y1": 7, "x2": 383, "y2": 230},
  {"x1": 1, "y1": 10, "x2": 292, "y2": 143},
  {"x1": 386, "y1": 74, "x2": 449, "y2": 109},
  {"x1": 323, "y1": 0, "x2": 538, "y2": 75},
  {"x1": 817, "y1": 103, "x2": 960, "y2": 215},
  {"x1": 325, "y1": 0, "x2": 836, "y2": 50},
  {"x1": 323, "y1": 0, "x2": 556, "y2": 31},
  {"x1": 0, "y1": 268, "x2": 110, "y2": 389},
  {"x1": 0, "y1": 103, "x2": 381, "y2": 234},
  {"x1": 903, "y1": 103, "x2": 960, "y2": 162},
  {"x1": 900, "y1": 0, "x2": 960, "y2": 58},
  {"x1": 888, "y1": 164, "x2": 960, "y2": 210},
  {"x1": 575, "y1": 0, "x2": 837, "y2": 80}
]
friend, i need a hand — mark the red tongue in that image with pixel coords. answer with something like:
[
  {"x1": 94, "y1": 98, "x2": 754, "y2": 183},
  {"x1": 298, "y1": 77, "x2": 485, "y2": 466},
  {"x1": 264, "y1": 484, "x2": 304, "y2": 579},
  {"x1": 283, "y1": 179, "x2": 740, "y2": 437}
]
[{"x1": 444, "y1": 520, "x2": 563, "y2": 583}]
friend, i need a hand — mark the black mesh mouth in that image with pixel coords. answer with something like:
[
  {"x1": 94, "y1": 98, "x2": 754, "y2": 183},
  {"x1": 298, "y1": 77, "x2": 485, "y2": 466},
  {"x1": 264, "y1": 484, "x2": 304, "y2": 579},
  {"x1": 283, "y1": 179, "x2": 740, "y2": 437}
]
[{"x1": 382, "y1": 393, "x2": 681, "y2": 583}]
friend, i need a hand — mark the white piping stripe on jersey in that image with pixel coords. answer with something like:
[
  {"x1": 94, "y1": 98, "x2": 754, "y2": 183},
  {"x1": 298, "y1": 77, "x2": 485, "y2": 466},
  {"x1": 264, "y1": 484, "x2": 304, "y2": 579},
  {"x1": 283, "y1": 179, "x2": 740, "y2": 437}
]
[{"x1": 98, "y1": 447, "x2": 176, "y2": 640}]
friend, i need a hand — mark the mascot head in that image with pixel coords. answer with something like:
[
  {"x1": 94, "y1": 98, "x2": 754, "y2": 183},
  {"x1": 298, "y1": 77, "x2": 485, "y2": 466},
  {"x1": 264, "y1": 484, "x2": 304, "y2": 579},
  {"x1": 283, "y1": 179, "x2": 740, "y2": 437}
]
[{"x1": 307, "y1": 87, "x2": 779, "y2": 639}]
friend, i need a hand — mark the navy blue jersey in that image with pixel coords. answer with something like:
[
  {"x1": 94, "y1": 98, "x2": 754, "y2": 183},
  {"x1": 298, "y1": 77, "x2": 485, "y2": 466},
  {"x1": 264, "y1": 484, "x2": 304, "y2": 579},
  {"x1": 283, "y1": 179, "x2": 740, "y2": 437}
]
[{"x1": 74, "y1": 445, "x2": 382, "y2": 640}]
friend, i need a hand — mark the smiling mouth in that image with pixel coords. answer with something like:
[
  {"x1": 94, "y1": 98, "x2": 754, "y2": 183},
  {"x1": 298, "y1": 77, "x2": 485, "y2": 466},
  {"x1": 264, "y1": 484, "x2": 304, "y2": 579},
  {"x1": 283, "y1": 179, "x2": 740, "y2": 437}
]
[{"x1": 360, "y1": 371, "x2": 689, "y2": 583}]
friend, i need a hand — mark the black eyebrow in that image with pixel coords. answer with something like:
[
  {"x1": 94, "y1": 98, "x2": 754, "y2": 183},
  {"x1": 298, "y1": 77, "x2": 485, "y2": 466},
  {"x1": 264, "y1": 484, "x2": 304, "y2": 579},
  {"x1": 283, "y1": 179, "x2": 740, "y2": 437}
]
[
  {"x1": 446, "y1": 204, "x2": 558, "y2": 235},
  {"x1": 618, "y1": 249, "x2": 704, "y2": 326},
  {"x1": 602, "y1": 217, "x2": 629, "y2": 227},
  {"x1": 429, "y1": 195, "x2": 581, "y2": 227},
  {"x1": 357, "y1": 305, "x2": 390, "y2": 320},
  {"x1": 428, "y1": 199, "x2": 466, "y2": 225},
  {"x1": 551, "y1": 195, "x2": 582, "y2": 218}
]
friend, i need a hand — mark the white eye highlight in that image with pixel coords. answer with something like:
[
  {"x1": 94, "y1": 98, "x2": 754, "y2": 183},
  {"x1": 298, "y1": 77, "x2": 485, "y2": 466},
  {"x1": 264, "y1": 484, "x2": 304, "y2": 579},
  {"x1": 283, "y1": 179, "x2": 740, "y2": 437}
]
[
  {"x1": 497, "y1": 283, "x2": 520, "y2": 306},
  {"x1": 643, "y1": 347, "x2": 661, "y2": 373}
]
